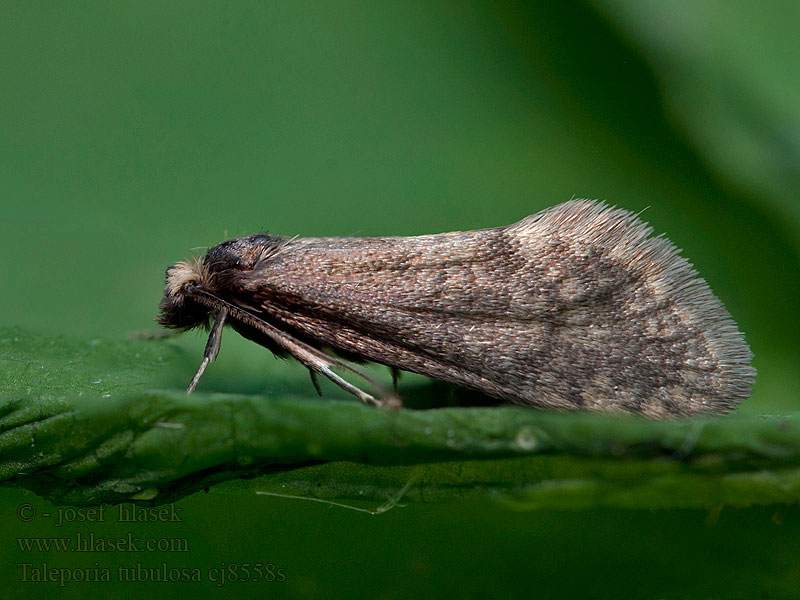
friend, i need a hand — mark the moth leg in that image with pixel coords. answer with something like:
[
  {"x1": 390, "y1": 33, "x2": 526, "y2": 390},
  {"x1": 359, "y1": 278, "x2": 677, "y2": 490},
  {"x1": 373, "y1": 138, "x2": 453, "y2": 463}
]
[
  {"x1": 190, "y1": 289, "x2": 402, "y2": 408},
  {"x1": 243, "y1": 320, "x2": 399, "y2": 407},
  {"x1": 308, "y1": 369, "x2": 323, "y2": 396},
  {"x1": 271, "y1": 336, "x2": 401, "y2": 408},
  {"x1": 390, "y1": 367, "x2": 400, "y2": 396},
  {"x1": 186, "y1": 309, "x2": 227, "y2": 393}
]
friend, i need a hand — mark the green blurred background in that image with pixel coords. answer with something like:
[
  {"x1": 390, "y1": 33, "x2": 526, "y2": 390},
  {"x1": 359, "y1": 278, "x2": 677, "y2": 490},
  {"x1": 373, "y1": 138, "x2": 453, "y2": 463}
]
[{"x1": 2, "y1": 1, "x2": 800, "y2": 598}]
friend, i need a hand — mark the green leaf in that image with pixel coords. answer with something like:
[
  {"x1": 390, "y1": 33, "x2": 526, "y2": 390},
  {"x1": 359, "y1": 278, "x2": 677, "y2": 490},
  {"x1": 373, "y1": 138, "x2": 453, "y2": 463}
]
[
  {"x1": 594, "y1": 0, "x2": 800, "y2": 252},
  {"x1": 2, "y1": 327, "x2": 799, "y2": 509}
]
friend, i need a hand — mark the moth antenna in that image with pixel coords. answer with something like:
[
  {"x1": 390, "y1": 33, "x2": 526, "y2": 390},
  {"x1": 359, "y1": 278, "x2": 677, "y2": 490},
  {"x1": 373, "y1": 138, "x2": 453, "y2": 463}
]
[{"x1": 186, "y1": 309, "x2": 227, "y2": 393}]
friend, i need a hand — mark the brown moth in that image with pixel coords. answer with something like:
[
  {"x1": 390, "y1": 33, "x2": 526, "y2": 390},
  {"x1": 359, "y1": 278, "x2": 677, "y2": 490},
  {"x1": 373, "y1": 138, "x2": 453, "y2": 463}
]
[{"x1": 157, "y1": 200, "x2": 755, "y2": 418}]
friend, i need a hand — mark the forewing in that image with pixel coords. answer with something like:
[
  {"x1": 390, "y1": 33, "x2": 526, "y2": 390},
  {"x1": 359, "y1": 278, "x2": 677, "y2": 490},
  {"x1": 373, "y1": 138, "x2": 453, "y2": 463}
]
[{"x1": 231, "y1": 201, "x2": 755, "y2": 417}]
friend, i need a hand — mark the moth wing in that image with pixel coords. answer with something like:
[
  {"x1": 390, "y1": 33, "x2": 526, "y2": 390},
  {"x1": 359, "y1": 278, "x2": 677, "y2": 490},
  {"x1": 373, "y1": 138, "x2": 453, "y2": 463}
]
[{"x1": 242, "y1": 200, "x2": 754, "y2": 416}]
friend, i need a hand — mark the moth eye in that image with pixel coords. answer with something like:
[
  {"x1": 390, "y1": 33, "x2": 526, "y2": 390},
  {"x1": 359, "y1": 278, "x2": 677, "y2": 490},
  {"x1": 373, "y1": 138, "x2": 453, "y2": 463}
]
[{"x1": 250, "y1": 234, "x2": 272, "y2": 244}]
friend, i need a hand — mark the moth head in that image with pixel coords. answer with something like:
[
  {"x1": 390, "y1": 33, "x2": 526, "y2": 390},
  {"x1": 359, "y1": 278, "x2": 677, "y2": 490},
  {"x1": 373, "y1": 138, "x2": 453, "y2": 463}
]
[
  {"x1": 157, "y1": 257, "x2": 213, "y2": 330},
  {"x1": 157, "y1": 233, "x2": 288, "y2": 330}
]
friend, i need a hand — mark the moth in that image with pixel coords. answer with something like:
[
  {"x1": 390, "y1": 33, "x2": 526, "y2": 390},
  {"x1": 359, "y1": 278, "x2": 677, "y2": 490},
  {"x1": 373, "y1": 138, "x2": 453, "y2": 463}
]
[{"x1": 157, "y1": 200, "x2": 755, "y2": 418}]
